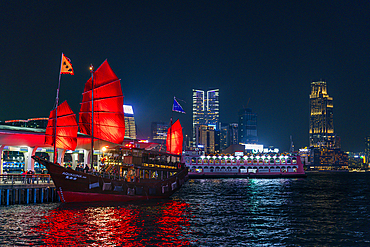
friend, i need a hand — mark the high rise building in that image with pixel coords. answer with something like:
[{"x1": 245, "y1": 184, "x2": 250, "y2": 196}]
[
  {"x1": 192, "y1": 89, "x2": 219, "y2": 146},
  {"x1": 151, "y1": 122, "x2": 169, "y2": 142},
  {"x1": 238, "y1": 108, "x2": 257, "y2": 144},
  {"x1": 194, "y1": 125, "x2": 215, "y2": 154},
  {"x1": 309, "y1": 81, "x2": 335, "y2": 147},
  {"x1": 365, "y1": 136, "x2": 370, "y2": 163},
  {"x1": 219, "y1": 122, "x2": 229, "y2": 152},
  {"x1": 227, "y1": 123, "x2": 239, "y2": 147},
  {"x1": 123, "y1": 105, "x2": 136, "y2": 139}
]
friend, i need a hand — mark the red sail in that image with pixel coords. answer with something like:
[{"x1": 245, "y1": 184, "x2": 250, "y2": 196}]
[
  {"x1": 166, "y1": 119, "x2": 183, "y2": 155},
  {"x1": 79, "y1": 60, "x2": 125, "y2": 144},
  {"x1": 45, "y1": 100, "x2": 78, "y2": 150}
]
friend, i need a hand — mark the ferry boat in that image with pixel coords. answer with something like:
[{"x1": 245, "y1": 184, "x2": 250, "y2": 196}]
[
  {"x1": 32, "y1": 58, "x2": 188, "y2": 203},
  {"x1": 184, "y1": 153, "x2": 306, "y2": 178}
]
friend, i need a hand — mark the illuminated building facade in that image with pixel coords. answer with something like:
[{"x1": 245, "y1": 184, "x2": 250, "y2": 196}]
[
  {"x1": 151, "y1": 122, "x2": 169, "y2": 142},
  {"x1": 365, "y1": 136, "x2": 370, "y2": 163},
  {"x1": 227, "y1": 123, "x2": 239, "y2": 147},
  {"x1": 194, "y1": 125, "x2": 215, "y2": 154},
  {"x1": 310, "y1": 148, "x2": 348, "y2": 170},
  {"x1": 219, "y1": 123, "x2": 229, "y2": 152},
  {"x1": 123, "y1": 105, "x2": 136, "y2": 139},
  {"x1": 309, "y1": 81, "x2": 336, "y2": 147},
  {"x1": 192, "y1": 89, "x2": 219, "y2": 146},
  {"x1": 238, "y1": 108, "x2": 257, "y2": 144}
]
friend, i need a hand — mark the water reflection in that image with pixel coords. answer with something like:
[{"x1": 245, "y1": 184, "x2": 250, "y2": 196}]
[
  {"x1": 31, "y1": 200, "x2": 191, "y2": 246},
  {"x1": 2, "y1": 173, "x2": 370, "y2": 246}
]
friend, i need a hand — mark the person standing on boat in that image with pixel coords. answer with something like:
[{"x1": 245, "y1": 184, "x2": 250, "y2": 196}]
[{"x1": 84, "y1": 165, "x2": 89, "y2": 173}]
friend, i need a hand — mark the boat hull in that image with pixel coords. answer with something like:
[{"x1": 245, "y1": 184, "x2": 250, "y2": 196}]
[
  {"x1": 33, "y1": 156, "x2": 188, "y2": 203},
  {"x1": 188, "y1": 172, "x2": 307, "y2": 179}
]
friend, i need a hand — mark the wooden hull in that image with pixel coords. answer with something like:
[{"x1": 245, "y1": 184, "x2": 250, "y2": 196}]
[{"x1": 32, "y1": 156, "x2": 188, "y2": 203}]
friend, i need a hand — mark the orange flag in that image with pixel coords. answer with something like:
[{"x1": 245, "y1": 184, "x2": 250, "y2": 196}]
[{"x1": 60, "y1": 53, "x2": 74, "y2": 75}]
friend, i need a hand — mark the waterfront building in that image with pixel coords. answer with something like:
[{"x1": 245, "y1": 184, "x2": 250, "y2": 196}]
[
  {"x1": 194, "y1": 124, "x2": 215, "y2": 154},
  {"x1": 365, "y1": 136, "x2": 370, "y2": 164},
  {"x1": 309, "y1": 148, "x2": 348, "y2": 170},
  {"x1": 123, "y1": 105, "x2": 136, "y2": 139},
  {"x1": 309, "y1": 80, "x2": 337, "y2": 148},
  {"x1": 238, "y1": 108, "x2": 257, "y2": 144},
  {"x1": 192, "y1": 89, "x2": 219, "y2": 147},
  {"x1": 151, "y1": 122, "x2": 169, "y2": 142},
  {"x1": 227, "y1": 123, "x2": 239, "y2": 147},
  {"x1": 218, "y1": 123, "x2": 228, "y2": 152}
]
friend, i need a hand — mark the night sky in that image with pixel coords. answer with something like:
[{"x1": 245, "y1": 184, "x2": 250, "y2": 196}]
[{"x1": 1, "y1": 1, "x2": 369, "y2": 152}]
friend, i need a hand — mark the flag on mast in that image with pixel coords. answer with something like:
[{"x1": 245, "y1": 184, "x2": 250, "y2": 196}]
[
  {"x1": 60, "y1": 53, "x2": 74, "y2": 75},
  {"x1": 172, "y1": 97, "x2": 185, "y2": 113}
]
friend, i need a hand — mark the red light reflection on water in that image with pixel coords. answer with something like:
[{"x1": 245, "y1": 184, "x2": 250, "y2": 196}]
[{"x1": 32, "y1": 200, "x2": 191, "y2": 246}]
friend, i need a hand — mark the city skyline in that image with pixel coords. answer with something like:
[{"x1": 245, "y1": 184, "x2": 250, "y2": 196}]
[{"x1": 1, "y1": 1, "x2": 370, "y2": 152}]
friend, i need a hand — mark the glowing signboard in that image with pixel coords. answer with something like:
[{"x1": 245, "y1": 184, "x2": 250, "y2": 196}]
[{"x1": 123, "y1": 105, "x2": 134, "y2": 115}]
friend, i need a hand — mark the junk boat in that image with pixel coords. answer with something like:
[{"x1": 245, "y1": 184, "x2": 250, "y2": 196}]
[
  {"x1": 33, "y1": 57, "x2": 187, "y2": 203},
  {"x1": 33, "y1": 144, "x2": 188, "y2": 203},
  {"x1": 185, "y1": 153, "x2": 306, "y2": 178}
]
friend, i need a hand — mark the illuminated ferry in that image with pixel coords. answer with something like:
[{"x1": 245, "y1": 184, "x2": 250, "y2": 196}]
[{"x1": 184, "y1": 153, "x2": 306, "y2": 178}]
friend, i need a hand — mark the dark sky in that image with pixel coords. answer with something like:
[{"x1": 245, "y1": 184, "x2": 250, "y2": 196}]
[{"x1": 1, "y1": 1, "x2": 370, "y2": 152}]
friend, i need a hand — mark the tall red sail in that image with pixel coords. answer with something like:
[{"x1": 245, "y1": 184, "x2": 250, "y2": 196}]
[
  {"x1": 45, "y1": 100, "x2": 78, "y2": 150},
  {"x1": 79, "y1": 60, "x2": 125, "y2": 144},
  {"x1": 166, "y1": 119, "x2": 183, "y2": 155}
]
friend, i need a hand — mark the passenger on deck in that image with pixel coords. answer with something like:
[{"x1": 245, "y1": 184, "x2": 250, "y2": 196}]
[{"x1": 84, "y1": 165, "x2": 89, "y2": 173}]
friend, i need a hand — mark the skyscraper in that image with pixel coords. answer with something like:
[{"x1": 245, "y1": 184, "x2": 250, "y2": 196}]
[
  {"x1": 192, "y1": 88, "x2": 219, "y2": 146},
  {"x1": 151, "y1": 122, "x2": 169, "y2": 142},
  {"x1": 123, "y1": 105, "x2": 137, "y2": 139},
  {"x1": 194, "y1": 124, "x2": 215, "y2": 154},
  {"x1": 309, "y1": 81, "x2": 334, "y2": 147},
  {"x1": 238, "y1": 108, "x2": 257, "y2": 144}
]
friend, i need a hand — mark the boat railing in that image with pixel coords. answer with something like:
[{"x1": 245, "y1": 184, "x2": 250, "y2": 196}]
[{"x1": 0, "y1": 174, "x2": 52, "y2": 185}]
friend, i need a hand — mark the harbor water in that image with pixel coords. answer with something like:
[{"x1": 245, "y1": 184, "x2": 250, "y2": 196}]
[{"x1": 1, "y1": 172, "x2": 370, "y2": 246}]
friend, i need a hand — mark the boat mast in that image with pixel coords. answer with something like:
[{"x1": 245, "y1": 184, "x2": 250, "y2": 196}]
[
  {"x1": 53, "y1": 53, "x2": 64, "y2": 163},
  {"x1": 89, "y1": 64, "x2": 94, "y2": 168}
]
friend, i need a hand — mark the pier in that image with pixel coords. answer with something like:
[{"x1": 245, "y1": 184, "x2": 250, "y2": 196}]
[{"x1": 0, "y1": 174, "x2": 59, "y2": 206}]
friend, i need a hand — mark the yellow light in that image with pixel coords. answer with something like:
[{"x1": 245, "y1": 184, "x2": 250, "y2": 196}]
[{"x1": 102, "y1": 147, "x2": 107, "y2": 152}]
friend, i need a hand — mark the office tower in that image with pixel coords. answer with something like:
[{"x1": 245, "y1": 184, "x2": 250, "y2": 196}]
[
  {"x1": 123, "y1": 105, "x2": 137, "y2": 139},
  {"x1": 151, "y1": 122, "x2": 169, "y2": 142},
  {"x1": 238, "y1": 108, "x2": 257, "y2": 144},
  {"x1": 192, "y1": 89, "x2": 219, "y2": 146},
  {"x1": 365, "y1": 136, "x2": 370, "y2": 163},
  {"x1": 194, "y1": 125, "x2": 215, "y2": 154},
  {"x1": 227, "y1": 123, "x2": 239, "y2": 147},
  {"x1": 309, "y1": 81, "x2": 334, "y2": 147},
  {"x1": 219, "y1": 122, "x2": 229, "y2": 152}
]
